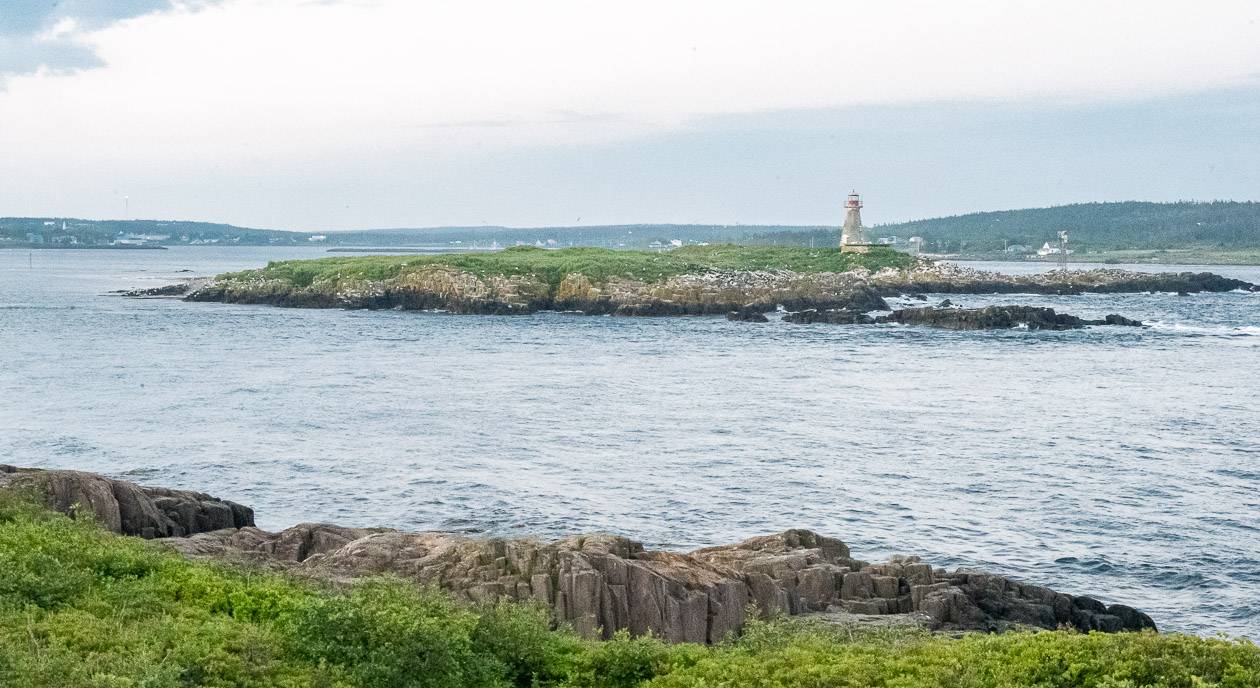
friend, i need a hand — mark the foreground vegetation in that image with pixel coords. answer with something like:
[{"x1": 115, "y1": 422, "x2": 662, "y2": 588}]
[
  {"x1": 217, "y1": 245, "x2": 915, "y2": 290},
  {"x1": 2, "y1": 497, "x2": 1258, "y2": 688}
]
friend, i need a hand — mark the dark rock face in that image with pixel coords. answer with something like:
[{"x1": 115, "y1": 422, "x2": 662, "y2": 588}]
[
  {"x1": 726, "y1": 308, "x2": 770, "y2": 323},
  {"x1": 877, "y1": 268, "x2": 1256, "y2": 297},
  {"x1": 0, "y1": 466, "x2": 253, "y2": 538},
  {"x1": 877, "y1": 306, "x2": 1086, "y2": 330},
  {"x1": 838, "y1": 285, "x2": 892, "y2": 313},
  {"x1": 783, "y1": 309, "x2": 873, "y2": 325},
  {"x1": 1, "y1": 467, "x2": 1156, "y2": 642},
  {"x1": 938, "y1": 573, "x2": 1155, "y2": 633},
  {"x1": 875, "y1": 306, "x2": 1143, "y2": 330},
  {"x1": 1099, "y1": 313, "x2": 1143, "y2": 327}
]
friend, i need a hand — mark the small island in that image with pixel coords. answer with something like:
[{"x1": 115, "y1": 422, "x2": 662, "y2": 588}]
[{"x1": 169, "y1": 244, "x2": 1256, "y2": 322}]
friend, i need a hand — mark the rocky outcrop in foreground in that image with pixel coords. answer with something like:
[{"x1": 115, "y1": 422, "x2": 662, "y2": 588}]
[
  {"x1": 0, "y1": 465, "x2": 253, "y2": 538},
  {"x1": 1, "y1": 467, "x2": 1156, "y2": 643},
  {"x1": 174, "y1": 260, "x2": 1256, "y2": 317}
]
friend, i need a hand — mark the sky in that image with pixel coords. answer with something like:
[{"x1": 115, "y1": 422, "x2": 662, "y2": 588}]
[{"x1": 1, "y1": 0, "x2": 1259, "y2": 230}]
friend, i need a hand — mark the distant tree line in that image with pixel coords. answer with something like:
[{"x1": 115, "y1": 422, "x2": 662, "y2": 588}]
[
  {"x1": 747, "y1": 201, "x2": 1260, "y2": 252},
  {"x1": 5, "y1": 202, "x2": 1257, "y2": 251}
]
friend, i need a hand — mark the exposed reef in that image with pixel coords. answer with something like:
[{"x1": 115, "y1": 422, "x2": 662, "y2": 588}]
[
  {"x1": 1, "y1": 466, "x2": 1157, "y2": 644},
  {"x1": 875, "y1": 306, "x2": 1144, "y2": 330}
]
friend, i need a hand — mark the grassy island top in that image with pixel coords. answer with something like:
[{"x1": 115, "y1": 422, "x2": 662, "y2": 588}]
[
  {"x1": 2, "y1": 496, "x2": 1259, "y2": 687},
  {"x1": 219, "y1": 244, "x2": 917, "y2": 289}
]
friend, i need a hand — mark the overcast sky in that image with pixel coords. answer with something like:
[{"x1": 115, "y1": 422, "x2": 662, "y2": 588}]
[{"x1": 1, "y1": 0, "x2": 1259, "y2": 230}]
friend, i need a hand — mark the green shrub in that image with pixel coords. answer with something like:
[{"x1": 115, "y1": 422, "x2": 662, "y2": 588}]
[
  {"x1": 1, "y1": 494, "x2": 1258, "y2": 687},
  {"x1": 217, "y1": 244, "x2": 916, "y2": 293},
  {"x1": 280, "y1": 578, "x2": 509, "y2": 688},
  {"x1": 471, "y1": 599, "x2": 585, "y2": 686},
  {"x1": 644, "y1": 619, "x2": 1260, "y2": 688}
]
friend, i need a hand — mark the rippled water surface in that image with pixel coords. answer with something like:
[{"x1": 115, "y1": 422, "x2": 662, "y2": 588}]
[{"x1": 2, "y1": 247, "x2": 1258, "y2": 637}]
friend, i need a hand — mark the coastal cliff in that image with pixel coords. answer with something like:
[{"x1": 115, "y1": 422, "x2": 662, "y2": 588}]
[{"x1": 1, "y1": 466, "x2": 1155, "y2": 643}]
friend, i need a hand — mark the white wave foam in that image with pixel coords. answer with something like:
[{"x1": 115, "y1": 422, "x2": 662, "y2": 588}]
[{"x1": 1146, "y1": 321, "x2": 1260, "y2": 336}]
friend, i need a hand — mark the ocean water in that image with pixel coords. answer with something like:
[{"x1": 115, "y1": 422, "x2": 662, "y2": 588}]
[{"x1": 1, "y1": 246, "x2": 1258, "y2": 637}]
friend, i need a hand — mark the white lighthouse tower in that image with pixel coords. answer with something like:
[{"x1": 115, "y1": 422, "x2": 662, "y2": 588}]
[{"x1": 840, "y1": 191, "x2": 874, "y2": 252}]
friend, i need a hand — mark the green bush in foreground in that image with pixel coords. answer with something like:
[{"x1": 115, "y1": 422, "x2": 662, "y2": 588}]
[{"x1": 1, "y1": 495, "x2": 1257, "y2": 687}]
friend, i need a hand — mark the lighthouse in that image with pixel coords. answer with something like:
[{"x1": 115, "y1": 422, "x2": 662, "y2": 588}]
[{"x1": 840, "y1": 191, "x2": 873, "y2": 252}]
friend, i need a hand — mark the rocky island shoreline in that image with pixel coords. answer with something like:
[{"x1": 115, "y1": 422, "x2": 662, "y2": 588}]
[
  {"x1": 1, "y1": 465, "x2": 1156, "y2": 645},
  {"x1": 125, "y1": 247, "x2": 1256, "y2": 322}
]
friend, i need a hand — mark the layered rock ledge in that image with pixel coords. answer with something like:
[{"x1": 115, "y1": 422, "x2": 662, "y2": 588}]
[
  {"x1": 175, "y1": 259, "x2": 1255, "y2": 317},
  {"x1": 1, "y1": 467, "x2": 1157, "y2": 643}
]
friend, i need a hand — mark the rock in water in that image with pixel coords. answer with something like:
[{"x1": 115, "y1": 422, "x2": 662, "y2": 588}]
[
  {"x1": 726, "y1": 308, "x2": 770, "y2": 323},
  {"x1": 876, "y1": 305, "x2": 1142, "y2": 330},
  {"x1": 122, "y1": 283, "x2": 193, "y2": 297},
  {"x1": 1097, "y1": 313, "x2": 1144, "y2": 327},
  {"x1": 783, "y1": 309, "x2": 873, "y2": 325}
]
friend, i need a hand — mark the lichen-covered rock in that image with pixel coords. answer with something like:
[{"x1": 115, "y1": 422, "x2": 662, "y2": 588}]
[
  {"x1": 170, "y1": 527, "x2": 751, "y2": 643},
  {"x1": 0, "y1": 465, "x2": 252, "y2": 538},
  {"x1": 0, "y1": 467, "x2": 1160, "y2": 641}
]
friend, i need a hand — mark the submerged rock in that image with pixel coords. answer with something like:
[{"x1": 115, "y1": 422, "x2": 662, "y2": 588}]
[
  {"x1": 726, "y1": 308, "x2": 770, "y2": 323},
  {"x1": 1, "y1": 468, "x2": 1157, "y2": 642}
]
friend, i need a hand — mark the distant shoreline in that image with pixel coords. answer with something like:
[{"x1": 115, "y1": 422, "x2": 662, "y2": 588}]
[
  {"x1": 929, "y1": 250, "x2": 1260, "y2": 267},
  {"x1": 326, "y1": 246, "x2": 502, "y2": 253},
  {"x1": 0, "y1": 244, "x2": 167, "y2": 250}
]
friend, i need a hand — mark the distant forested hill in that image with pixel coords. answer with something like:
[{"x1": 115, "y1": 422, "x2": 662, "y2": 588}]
[
  {"x1": 880, "y1": 201, "x2": 1260, "y2": 253},
  {"x1": 752, "y1": 201, "x2": 1260, "y2": 253},
  {"x1": 5, "y1": 201, "x2": 1257, "y2": 253},
  {"x1": 0, "y1": 218, "x2": 310, "y2": 246}
]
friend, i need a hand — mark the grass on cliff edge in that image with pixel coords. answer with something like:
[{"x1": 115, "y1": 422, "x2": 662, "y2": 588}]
[
  {"x1": 2, "y1": 497, "x2": 1259, "y2": 688},
  {"x1": 216, "y1": 245, "x2": 917, "y2": 290}
]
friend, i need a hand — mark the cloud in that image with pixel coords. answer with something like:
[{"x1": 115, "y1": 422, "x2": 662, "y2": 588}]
[
  {"x1": 0, "y1": 34, "x2": 103, "y2": 75},
  {"x1": 0, "y1": 0, "x2": 179, "y2": 77},
  {"x1": 0, "y1": 0, "x2": 1258, "y2": 227}
]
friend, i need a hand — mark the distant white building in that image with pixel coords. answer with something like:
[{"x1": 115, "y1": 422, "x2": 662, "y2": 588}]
[
  {"x1": 669, "y1": 239, "x2": 683, "y2": 247},
  {"x1": 308, "y1": 234, "x2": 327, "y2": 242}
]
